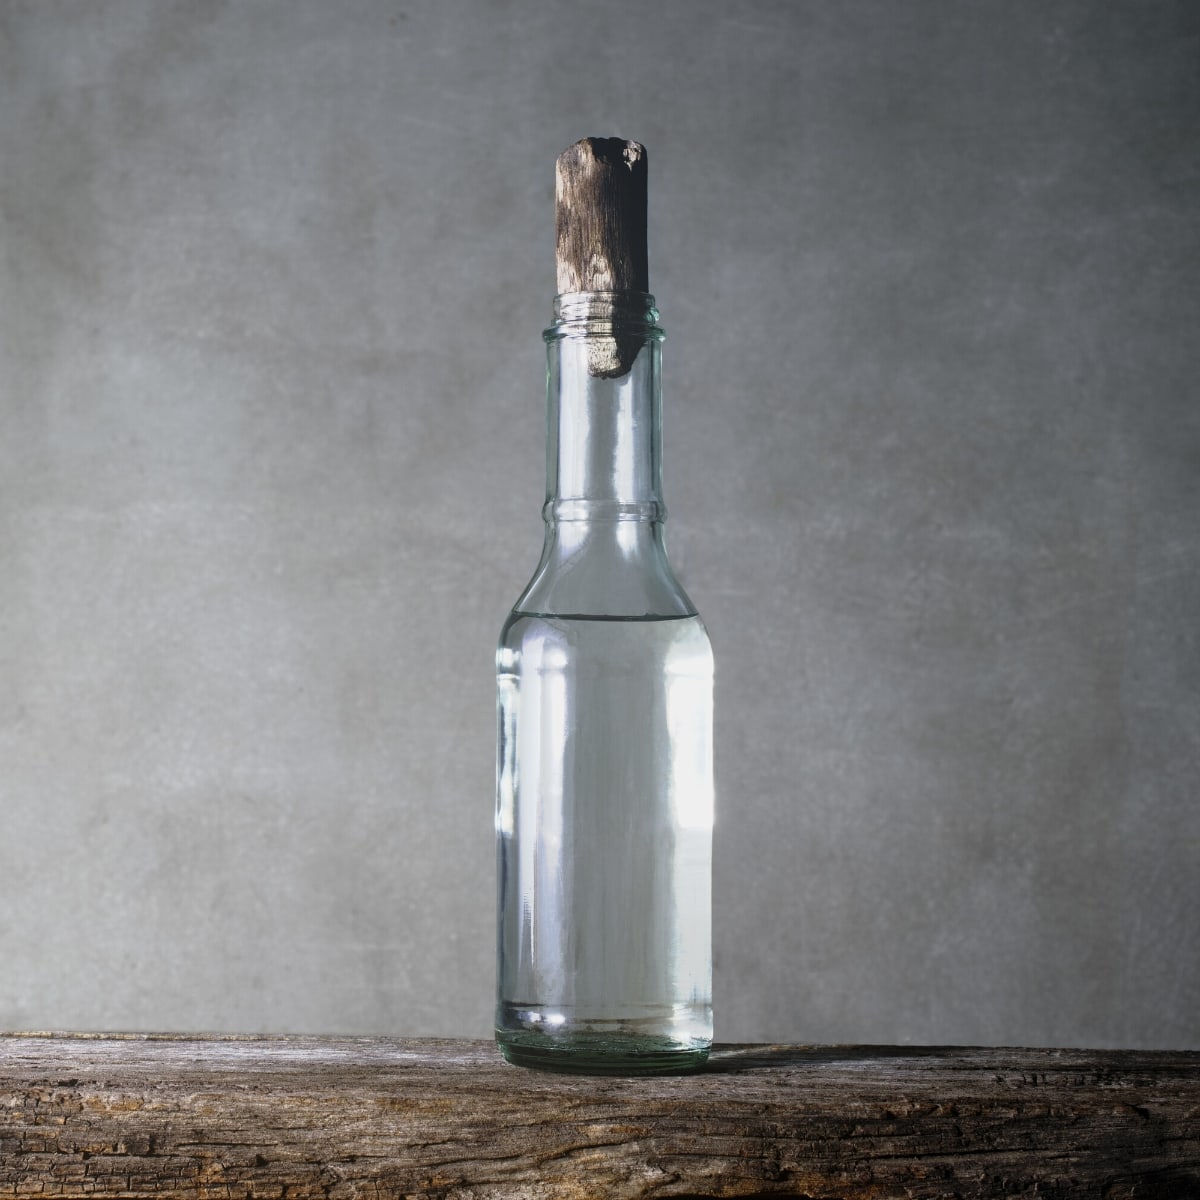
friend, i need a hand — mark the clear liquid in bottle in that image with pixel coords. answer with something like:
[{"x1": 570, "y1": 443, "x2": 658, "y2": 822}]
[{"x1": 495, "y1": 611, "x2": 713, "y2": 1073}]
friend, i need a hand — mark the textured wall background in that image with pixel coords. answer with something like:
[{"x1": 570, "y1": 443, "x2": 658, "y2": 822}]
[{"x1": 1, "y1": 1, "x2": 1197, "y2": 1048}]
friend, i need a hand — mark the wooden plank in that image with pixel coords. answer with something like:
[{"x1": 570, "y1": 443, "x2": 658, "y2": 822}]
[{"x1": 1, "y1": 1035, "x2": 1197, "y2": 1198}]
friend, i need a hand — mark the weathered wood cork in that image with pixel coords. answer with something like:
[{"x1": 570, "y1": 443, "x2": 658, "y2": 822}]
[
  {"x1": 555, "y1": 136, "x2": 649, "y2": 295},
  {"x1": 554, "y1": 137, "x2": 650, "y2": 378}
]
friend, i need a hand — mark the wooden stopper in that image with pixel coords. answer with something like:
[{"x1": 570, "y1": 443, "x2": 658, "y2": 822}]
[
  {"x1": 555, "y1": 137, "x2": 648, "y2": 295},
  {"x1": 555, "y1": 137, "x2": 649, "y2": 376}
]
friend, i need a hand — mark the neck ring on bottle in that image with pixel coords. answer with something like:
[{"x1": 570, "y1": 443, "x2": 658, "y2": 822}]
[
  {"x1": 547, "y1": 292, "x2": 663, "y2": 379},
  {"x1": 547, "y1": 291, "x2": 663, "y2": 337}
]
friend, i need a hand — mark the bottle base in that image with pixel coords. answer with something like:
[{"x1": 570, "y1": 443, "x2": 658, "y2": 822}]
[{"x1": 496, "y1": 1029, "x2": 710, "y2": 1076}]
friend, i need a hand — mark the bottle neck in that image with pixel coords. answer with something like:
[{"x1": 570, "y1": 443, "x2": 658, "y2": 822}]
[
  {"x1": 512, "y1": 292, "x2": 694, "y2": 619},
  {"x1": 543, "y1": 292, "x2": 665, "y2": 525}
]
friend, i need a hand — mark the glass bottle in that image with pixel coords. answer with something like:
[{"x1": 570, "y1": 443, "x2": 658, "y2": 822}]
[{"x1": 495, "y1": 290, "x2": 714, "y2": 1074}]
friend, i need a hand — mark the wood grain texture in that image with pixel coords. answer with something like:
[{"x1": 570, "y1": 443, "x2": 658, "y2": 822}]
[
  {"x1": 1, "y1": 1036, "x2": 1198, "y2": 1198},
  {"x1": 555, "y1": 137, "x2": 648, "y2": 296},
  {"x1": 553, "y1": 137, "x2": 650, "y2": 378}
]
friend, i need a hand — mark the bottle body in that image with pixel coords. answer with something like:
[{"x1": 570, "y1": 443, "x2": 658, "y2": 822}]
[
  {"x1": 495, "y1": 294, "x2": 713, "y2": 1074},
  {"x1": 496, "y1": 611, "x2": 713, "y2": 1071}
]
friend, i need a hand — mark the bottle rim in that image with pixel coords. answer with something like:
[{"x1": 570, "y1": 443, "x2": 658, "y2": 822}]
[{"x1": 546, "y1": 291, "x2": 664, "y2": 341}]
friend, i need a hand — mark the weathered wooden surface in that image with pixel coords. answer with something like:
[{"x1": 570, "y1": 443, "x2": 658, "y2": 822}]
[{"x1": 2, "y1": 1036, "x2": 1198, "y2": 1198}]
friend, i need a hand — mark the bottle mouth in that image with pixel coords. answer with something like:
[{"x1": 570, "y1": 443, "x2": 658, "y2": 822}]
[{"x1": 546, "y1": 291, "x2": 663, "y2": 341}]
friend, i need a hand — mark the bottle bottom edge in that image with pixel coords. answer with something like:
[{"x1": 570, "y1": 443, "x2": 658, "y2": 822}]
[{"x1": 495, "y1": 1029, "x2": 710, "y2": 1076}]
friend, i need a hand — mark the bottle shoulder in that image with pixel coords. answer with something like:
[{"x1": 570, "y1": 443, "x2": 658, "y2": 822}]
[{"x1": 511, "y1": 522, "x2": 699, "y2": 621}]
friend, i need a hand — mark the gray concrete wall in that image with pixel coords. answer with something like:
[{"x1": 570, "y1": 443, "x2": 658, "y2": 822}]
[{"x1": 1, "y1": 0, "x2": 1196, "y2": 1048}]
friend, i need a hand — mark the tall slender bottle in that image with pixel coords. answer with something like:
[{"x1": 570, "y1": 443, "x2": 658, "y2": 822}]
[{"x1": 495, "y1": 138, "x2": 714, "y2": 1074}]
